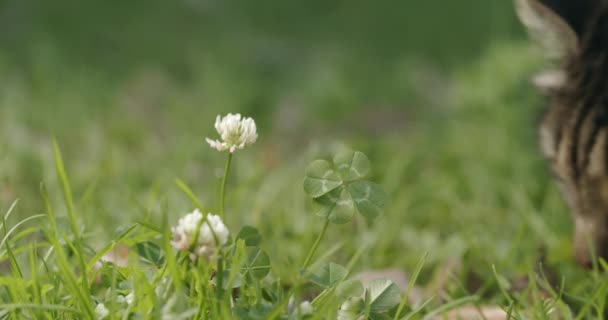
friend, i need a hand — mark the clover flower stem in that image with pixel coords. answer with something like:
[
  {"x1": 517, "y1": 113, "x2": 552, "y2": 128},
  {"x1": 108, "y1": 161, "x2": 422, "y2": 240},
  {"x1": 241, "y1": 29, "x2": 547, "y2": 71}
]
[
  {"x1": 219, "y1": 152, "x2": 233, "y2": 219},
  {"x1": 301, "y1": 218, "x2": 330, "y2": 272}
]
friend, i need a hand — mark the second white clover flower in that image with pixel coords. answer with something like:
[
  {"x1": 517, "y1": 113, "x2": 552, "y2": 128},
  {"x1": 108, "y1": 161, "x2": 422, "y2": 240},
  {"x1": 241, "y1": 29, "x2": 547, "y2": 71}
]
[
  {"x1": 171, "y1": 209, "x2": 229, "y2": 260},
  {"x1": 95, "y1": 303, "x2": 110, "y2": 320},
  {"x1": 206, "y1": 113, "x2": 258, "y2": 153}
]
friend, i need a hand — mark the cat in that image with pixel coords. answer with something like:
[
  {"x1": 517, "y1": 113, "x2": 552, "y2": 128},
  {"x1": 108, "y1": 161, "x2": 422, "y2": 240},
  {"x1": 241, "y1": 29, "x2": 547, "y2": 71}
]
[{"x1": 516, "y1": 0, "x2": 608, "y2": 268}]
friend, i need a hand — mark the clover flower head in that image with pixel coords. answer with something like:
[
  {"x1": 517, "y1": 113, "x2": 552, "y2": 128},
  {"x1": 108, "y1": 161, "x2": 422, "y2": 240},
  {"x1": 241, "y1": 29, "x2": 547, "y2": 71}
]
[
  {"x1": 95, "y1": 303, "x2": 110, "y2": 320},
  {"x1": 171, "y1": 209, "x2": 229, "y2": 260},
  {"x1": 117, "y1": 292, "x2": 135, "y2": 305},
  {"x1": 297, "y1": 301, "x2": 314, "y2": 316},
  {"x1": 206, "y1": 113, "x2": 258, "y2": 153}
]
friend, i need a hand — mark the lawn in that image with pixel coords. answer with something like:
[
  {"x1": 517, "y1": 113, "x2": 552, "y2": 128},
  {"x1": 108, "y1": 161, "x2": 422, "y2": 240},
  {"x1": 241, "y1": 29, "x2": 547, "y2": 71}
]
[{"x1": 1, "y1": 1, "x2": 607, "y2": 319}]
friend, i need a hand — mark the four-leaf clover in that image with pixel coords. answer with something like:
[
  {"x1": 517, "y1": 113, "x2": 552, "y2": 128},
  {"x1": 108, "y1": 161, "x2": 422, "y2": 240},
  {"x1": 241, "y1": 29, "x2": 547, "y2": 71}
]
[{"x1": 304, "y1": 150, "x2": 386, "y2": 224}]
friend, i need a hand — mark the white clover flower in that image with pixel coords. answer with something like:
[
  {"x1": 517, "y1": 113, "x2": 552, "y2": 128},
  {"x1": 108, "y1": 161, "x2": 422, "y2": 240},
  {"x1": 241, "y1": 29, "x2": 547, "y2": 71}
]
[
  {"x1": 95, "y1": 303, "x2": 110, "y2": 319},
  {"x1": 171, "y1": 209, "x2": 229, "y2": 260},
  {"x1": 117, "y1": 292, "x2": 135, "y2": 305},
  {"x1": 125, "y1": 292, "x2": 134, "y2": 305},
  {"x1": 206, "y1": 113, "x2": 258, "y2": 153},
  {"x1": 297, "y1": 301, "x2": 314, "y2": 316}
]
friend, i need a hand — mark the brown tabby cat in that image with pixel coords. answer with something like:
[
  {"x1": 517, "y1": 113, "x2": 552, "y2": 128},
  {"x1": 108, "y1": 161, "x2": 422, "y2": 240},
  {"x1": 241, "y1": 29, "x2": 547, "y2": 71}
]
[{"x1": 516, "y1": 0, "x2": 608, "y2": 268}]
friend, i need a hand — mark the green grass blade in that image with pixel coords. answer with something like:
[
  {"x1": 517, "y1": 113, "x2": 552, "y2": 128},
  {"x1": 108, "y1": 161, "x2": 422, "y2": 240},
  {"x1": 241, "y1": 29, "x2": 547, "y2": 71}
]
[
  {"x1": 162, "y1": 209, "x2": 182, "y2": 293},
  {"x1": 0, "y1": 199, "x2": 19, "y2": 231},
  {"x1": 492, "y1": 264, "x2": 514, "y2": 305},
  {"x1": 40, "y1": 181, "x2": 96, "y2": 320},
  {"x1": 401, "y1": 295, "x2": 436, "y2": 320},
  {"x1": 52, "y1": 140, "x2": 81, "y2": 241},
  {"x1": 52, "y1": 140, "x2": 90, "y2": 292},
  {"x1": 394, "y1": 251, "x2": 428, "y2": 320},
  {"x1": 422, "y1": 295, "x2": 480, "y2": 320},
  {"x1": 175, "y1": 178, "x2": 207, "y2": 212},
  {"x1": 0, "y1": 214, "x2": 46, "y2": 251},
  {"x1": 4, "y1": 240, "x2": 23, "y2": 278},
  {"x1": 0, "y1": 303, "x2": 82, "y2": 315},
  {"x1": 85, "y1": 224, "x2": 138, "y2": 270}
]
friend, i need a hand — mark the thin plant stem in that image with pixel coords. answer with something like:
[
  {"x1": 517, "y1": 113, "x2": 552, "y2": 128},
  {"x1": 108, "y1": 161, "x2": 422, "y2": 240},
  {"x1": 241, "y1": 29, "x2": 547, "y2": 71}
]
[
  {"x1": 301, "y1": 218, "x2": 331, "y2": 272},
  {"x1": 220, "y1": 152, "x2": 233, "y2": 219}
]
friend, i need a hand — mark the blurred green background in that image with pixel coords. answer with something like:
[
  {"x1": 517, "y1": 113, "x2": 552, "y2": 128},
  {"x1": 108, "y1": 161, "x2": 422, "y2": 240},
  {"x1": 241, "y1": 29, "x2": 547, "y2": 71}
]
[{"x1": 3, "y1": 0, "x2": 581, "y2": 289}]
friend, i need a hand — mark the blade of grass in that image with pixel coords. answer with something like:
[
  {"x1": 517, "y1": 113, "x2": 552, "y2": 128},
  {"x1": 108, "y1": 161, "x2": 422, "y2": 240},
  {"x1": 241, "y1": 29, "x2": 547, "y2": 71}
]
[
  {"x1": 4, "y1": 239, "x2": 23, "y2": 278},
  {"x1": 0, "y1": 199, "x2": 19, "y2": 229},
  {"x1": 175, "y1": 179, "x2": 223, "y2": 249},
  {"x1": 0, "y1": 214, "x2": 46, "y2": 251},
  {"x1": 492, "y1": 264, "x2": 514, "y2": 305},
  {"x1": 28, "y1": 243, "x2": 48, "y2": 320},
  {"x1": 345, "y1": 243, "x2": 368, "y2": 273},
  {"x1": 1, "y1": 207, "x2": 24, "y2": 280},
  {"x1": 402, "y1": 295, "x2": 436, "y2": 320},
  {"x1": 85, "y1": 224, "x2": 138, "y2": 270},
  {"x1": 162, "y1": 209, "x2": 182, "y2": 293},
  {"x1": 0, "y1": 303, "x2": 82, "y2": 315},
  {"x1": 135, "y1": 220, "x2": 161, "y2": 233},
  {"x1": 52, "y1": 140, "x2": 89, "y2": 291},
  {"x1": 41, "y1": 182, "x2": 95, "y2": 320},
  {"x1": 175, "y1": 178, "x2": 206, "y2": 212},
  {"x1": 394, "y1": 251, "x2": 428, "y2": 320},
  {"x1": 423, "y1": 295, "x2": 480, "y2": 320}
]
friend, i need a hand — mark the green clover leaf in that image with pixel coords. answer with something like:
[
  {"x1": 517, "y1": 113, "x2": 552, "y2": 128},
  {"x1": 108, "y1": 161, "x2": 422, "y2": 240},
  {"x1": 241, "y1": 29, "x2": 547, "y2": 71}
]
[
  {"x1": 348, "y1": 181, "x2": 386, "y2": 221},
  {"x1": 309, "y1": 262, "x2": 348, "y2": 288},
  {"x1": 313, "y1": 188, "x2": 356, "y2": 224},
  {"x1": 235, "y1": 226, "x2": 262, "y2": 247},
  {"x1": 333, "y1": 150, "x2": 371, "y2": 182},
  {"x1": 303, "y1": 159, "x2": 343, "y2": 198},
  {"x1": 241, "y1": 247, "x2": 271, "y2": 280},
  {"x1": 136, "y1": 241, "x2": 165, "y2": 267},
  {"x1": 336, "y1": 279, "x2": 364, "y2": 299},
  {"x1": 212, "y1": 270, "x2": 243, "y2": 289},
  {"x1": 304, "y1": 150, "x2": 386, "y2": 224},
  {"x1": 367, "y1": 279, "x2": 401, "y2": 313},
  {"x1": 337, "y1": 297, "x2": 365, "y2": 320}
]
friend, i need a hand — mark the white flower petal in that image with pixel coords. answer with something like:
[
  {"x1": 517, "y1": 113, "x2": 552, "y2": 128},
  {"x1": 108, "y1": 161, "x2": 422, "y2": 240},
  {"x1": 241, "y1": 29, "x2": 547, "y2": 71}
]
[
  {"x1": 125, "y1": 292, "x2": 134, "y2": 305},
  {"x1": 207, "y1": 113, "x2": 257, "y2": 153},
  {"x1": 171, "y1": 210, "x2": 230, "y2": 260},
  {"x1": 95, "y1": 303, "x2": 110, "y2": 319}
]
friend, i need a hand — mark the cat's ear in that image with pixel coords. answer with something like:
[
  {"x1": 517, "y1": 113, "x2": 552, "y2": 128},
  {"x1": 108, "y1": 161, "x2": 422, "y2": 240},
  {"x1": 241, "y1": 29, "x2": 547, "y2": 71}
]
[{"x1": 515, "y1": 0, "x2": 578, "y2": 60}]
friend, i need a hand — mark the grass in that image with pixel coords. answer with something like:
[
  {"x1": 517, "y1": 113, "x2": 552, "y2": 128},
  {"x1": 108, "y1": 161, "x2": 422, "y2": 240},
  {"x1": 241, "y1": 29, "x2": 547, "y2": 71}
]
[{"x1": 1, "y1": 33, "x2": 608, "y2": 320}]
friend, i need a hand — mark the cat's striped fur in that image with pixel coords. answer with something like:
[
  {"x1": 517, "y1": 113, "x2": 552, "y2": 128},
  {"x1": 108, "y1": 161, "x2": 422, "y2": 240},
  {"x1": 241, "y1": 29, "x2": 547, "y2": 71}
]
[{"x1": 517, "y1": 0, "x2": 608, "y2": 267}]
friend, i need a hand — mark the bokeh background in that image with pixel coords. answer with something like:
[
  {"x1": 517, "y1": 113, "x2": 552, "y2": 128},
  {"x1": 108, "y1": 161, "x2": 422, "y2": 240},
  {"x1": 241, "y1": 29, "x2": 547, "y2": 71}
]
[{"x1": 2, "y1": 0, "x2": 583, "y2": 289}]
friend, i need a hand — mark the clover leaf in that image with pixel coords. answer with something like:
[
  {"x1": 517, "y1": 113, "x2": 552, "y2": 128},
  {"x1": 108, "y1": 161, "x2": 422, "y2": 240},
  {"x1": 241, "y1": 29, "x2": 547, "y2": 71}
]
[
  {"x1": 241, "y1": 247, "x2": 271, "y2": 280},
  {"x1": 303, "y1": 160, "x2": 343, "y2": 198},
  {"x1": 312, "y1": 188, "x2": 356, "y2": 224},
  {"x1": 337, "y1": 297, "x2": 365, "y2": 320},
  {"x1": 348, "y1": 181, "x2": 386, "y2": 221},
  {"x1": 235, "y1": 226, "x2": 262, "y2": 247},
  {"x1": 304, "y1": 150, "x2": 386, "y2": 224},
  {"x1": 333, "y1": 150, "x2": 370, "y2": 182},
  {"x1": 309, "y1": 262, "x2": 348, "y2": 288},
  {"x1": 367, "y1": 279, "x2": 401, "y2": 313},
  {"x1": 336, "y1": 279, "x2": 364, "y2": 299}
]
